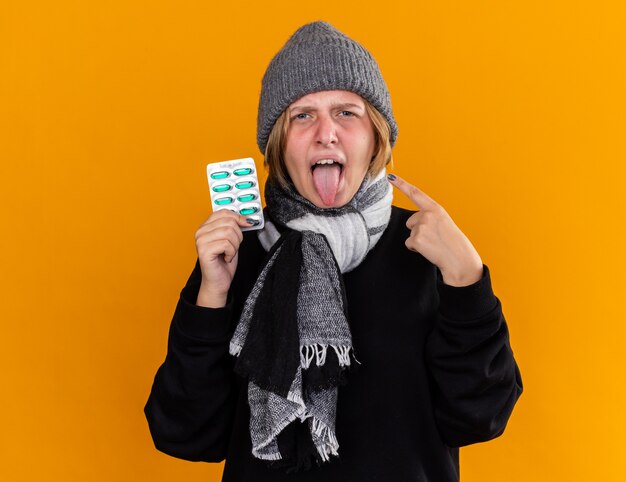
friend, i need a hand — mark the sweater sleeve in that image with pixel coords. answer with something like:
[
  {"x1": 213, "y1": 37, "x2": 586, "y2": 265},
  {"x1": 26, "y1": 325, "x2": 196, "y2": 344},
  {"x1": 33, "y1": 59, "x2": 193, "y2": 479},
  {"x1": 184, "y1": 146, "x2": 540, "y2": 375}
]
[
  {"x1": 425, "y1": 265, "x2": 523, "y2": 448},
  {"x1": 143, "y1": 259, "x2": 238, "y2": 462}
]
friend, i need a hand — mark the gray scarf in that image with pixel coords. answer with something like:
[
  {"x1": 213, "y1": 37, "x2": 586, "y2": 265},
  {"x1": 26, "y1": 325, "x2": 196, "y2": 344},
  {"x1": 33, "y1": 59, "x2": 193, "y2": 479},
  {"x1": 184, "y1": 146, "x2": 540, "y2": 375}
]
[{"x1": 229, "y1": 169, "x2": 392, "y2": 470}]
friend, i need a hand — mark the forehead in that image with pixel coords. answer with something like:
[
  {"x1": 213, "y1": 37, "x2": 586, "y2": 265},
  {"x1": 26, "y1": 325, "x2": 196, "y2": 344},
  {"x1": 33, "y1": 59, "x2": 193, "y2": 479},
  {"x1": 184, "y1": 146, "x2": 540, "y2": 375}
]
[{"x1": 289, "y1": 90, "x2": 365, "y2": 109}]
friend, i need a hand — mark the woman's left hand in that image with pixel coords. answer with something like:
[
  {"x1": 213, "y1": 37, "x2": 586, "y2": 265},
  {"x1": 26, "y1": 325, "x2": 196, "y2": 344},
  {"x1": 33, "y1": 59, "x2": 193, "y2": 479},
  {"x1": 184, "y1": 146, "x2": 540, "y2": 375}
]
[{"x1": 388, "y1": 174, "x2": 484, "y2": 287}]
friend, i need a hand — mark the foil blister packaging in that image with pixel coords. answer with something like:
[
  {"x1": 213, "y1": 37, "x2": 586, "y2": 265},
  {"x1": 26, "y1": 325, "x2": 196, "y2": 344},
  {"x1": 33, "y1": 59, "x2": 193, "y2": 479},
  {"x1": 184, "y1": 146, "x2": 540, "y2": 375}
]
[{"x1": 206, "y1": 157, "x2": 264, "y2": 231}]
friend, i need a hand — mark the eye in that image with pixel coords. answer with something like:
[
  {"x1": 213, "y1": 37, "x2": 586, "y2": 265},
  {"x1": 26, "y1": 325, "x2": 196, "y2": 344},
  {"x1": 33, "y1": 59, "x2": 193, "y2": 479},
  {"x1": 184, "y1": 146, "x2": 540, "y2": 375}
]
[
  {"x1": 338, "y1": 111, "x2": 356, "y2": 117},
  {"x1": 291, "y1": 112, "x2": 310, "y2": 121}
]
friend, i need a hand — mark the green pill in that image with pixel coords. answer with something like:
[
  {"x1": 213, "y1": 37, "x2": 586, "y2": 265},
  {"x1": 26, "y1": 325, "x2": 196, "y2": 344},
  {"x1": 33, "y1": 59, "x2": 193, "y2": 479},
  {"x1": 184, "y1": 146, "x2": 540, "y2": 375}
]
[
  {"x1": 233, "y1": 167, "x2": 253, "y2": 176},
  {"x1": 214, "y1": 196, "x2": 234, "y2": 205},
  {"x1": 212, "y1": 184, "x2": 232, "y2": 193},
  {"x1": 237, "y1": 193, "x2": 256, "y2": 202},
  {"x1": 210, "y1": 171, "x2": 229, "y2": 180},
  {"x1": 239, "y1": 206, "x2": 259, "y2": 215},
  {"x1": 235, "y1": 181, "x2": 255, "y2": 189}
]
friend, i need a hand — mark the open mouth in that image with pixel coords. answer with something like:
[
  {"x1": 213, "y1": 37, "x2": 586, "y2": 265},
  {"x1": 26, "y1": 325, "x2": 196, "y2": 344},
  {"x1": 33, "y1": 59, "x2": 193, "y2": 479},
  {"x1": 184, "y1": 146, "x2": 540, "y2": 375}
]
[{"x1": 311, "y1": 158, "x2": 343, "y2": 171}]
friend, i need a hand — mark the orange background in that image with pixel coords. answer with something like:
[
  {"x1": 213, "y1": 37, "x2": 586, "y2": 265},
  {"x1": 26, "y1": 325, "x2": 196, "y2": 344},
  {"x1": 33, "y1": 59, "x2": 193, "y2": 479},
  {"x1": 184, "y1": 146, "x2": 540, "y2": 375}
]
[{"x1": 1, "y1": 1, "x2": 625, "y2": 481}]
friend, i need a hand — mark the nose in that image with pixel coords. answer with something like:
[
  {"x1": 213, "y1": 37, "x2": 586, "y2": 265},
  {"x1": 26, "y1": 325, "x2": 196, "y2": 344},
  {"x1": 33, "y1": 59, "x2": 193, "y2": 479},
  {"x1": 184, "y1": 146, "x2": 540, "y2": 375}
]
[{"x1": 315, "y1": 115, "x2": 338, "y2": 146}]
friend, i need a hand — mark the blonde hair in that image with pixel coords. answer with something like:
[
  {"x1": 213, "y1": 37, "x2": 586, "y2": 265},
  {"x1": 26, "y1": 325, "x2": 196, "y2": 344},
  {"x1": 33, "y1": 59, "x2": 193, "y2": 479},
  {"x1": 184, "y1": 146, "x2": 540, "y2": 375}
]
[{"x1": 264, "y1": 98, "x2": 393, "y2": 187}]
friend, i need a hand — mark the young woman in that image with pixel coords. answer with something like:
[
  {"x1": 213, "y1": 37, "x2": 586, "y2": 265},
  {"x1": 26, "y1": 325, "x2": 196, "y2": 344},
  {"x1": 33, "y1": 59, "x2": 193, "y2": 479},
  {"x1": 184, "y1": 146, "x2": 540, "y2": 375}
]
[{"x1": 145, "y1": 21, "x2": 523, "y2": 481}]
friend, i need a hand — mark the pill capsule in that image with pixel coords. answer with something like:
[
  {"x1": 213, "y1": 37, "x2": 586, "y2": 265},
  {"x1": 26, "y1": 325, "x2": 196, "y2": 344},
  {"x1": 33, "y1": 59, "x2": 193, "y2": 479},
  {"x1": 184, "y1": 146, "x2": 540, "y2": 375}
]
[
  {"x1": 210, "y1": 171, "x2": 230, "y2": 180},
  {"x1": 233, "y1": 167, "x2": 253, "y2": 176},
  {"x1": 239, "y1": 206, "x2": 259, "y2": 216},
  {"x1": 237, "y1": 193, "x2": 257, "y2": 202},
  {"x1": 235, "y1": 181, "x2": 255, "y2": 189},
  {"x1": 212, "y1": 184, "x2": 232, "y2": 193},
  {"x1": 214, "y1": 196, "x2": 234, "y2": 205}
]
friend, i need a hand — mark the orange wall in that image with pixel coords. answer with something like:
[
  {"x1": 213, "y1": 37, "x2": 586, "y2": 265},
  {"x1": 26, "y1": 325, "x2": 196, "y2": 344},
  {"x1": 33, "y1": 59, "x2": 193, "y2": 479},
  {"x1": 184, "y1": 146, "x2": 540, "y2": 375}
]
[{"x1": 1, "y1": 1, "x2": 625, "y2": 481}]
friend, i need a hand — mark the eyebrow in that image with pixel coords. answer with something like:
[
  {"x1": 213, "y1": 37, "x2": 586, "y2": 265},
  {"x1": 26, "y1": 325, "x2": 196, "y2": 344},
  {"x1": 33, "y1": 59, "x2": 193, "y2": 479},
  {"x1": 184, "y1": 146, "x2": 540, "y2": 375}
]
[{"x1": 289, "y1": 102, "x2": 365, "y2": 113}]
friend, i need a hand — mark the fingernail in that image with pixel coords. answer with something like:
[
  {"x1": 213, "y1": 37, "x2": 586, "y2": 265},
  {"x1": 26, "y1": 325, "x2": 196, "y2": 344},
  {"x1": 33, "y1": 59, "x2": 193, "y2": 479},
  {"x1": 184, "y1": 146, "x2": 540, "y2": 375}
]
[
  {"x1": 387, "y1": 174, "x2": 396, "y2": 181},
  {"x1": 246, "y1": 218, "x2": 260, "y2": 226}
]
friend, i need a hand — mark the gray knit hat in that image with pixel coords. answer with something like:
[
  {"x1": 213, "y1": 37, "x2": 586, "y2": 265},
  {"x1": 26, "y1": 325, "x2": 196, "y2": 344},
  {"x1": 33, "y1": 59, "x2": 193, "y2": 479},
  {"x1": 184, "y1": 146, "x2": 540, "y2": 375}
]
[{"x1": 257, "y1": 21, "x2": 398, "y2": 154}]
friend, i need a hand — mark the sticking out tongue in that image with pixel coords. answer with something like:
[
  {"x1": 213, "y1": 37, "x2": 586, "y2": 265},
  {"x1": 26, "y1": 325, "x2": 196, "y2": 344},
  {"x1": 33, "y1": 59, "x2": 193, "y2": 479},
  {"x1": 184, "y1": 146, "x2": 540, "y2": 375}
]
[{"x1": 312, "y1": 164, "x2": 341, "y2": 206}]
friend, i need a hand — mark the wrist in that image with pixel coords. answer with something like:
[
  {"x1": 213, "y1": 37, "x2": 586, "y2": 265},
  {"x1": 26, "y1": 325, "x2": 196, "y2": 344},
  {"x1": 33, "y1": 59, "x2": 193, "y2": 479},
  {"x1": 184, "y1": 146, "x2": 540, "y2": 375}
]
[
  {"x1": 197, "y1": 282, "x2": 228, "y2": 308},
  {"x1": 441, "y1": 263, "x2": 483, "y2": 287}
]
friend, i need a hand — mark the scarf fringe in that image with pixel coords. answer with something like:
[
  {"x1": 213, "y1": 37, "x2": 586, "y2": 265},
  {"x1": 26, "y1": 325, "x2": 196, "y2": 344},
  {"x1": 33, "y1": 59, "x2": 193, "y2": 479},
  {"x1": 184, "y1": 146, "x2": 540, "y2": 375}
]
[
  {"x1": 300, "y1": 343, "x2": 352, "y2": 369},
  {"x1": 332, "y1": 345, "x2": 352, "y2": 366},
  {"x1": 311, "y1": 417, "x2": 339, "y2": 462},
  {"x1": 234, "y1": 342, "x2": 352, "y2": 370},
  {"x1": 252, "y1": 414, "x2": 340, "y2": 463}
]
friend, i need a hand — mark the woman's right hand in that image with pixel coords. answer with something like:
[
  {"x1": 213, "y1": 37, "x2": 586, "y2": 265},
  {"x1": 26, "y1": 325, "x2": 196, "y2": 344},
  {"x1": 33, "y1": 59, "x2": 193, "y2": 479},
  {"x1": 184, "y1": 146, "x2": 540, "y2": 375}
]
[{"x1": 194, "y1": 210, "x2": 253, "y2": 308}]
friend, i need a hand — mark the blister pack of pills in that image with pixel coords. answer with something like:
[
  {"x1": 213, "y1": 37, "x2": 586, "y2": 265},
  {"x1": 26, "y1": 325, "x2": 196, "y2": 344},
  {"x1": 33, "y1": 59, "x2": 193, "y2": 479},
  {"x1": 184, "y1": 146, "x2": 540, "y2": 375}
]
[{"x1": 206, "y1": 157, "x2": 264, "y2": 231}]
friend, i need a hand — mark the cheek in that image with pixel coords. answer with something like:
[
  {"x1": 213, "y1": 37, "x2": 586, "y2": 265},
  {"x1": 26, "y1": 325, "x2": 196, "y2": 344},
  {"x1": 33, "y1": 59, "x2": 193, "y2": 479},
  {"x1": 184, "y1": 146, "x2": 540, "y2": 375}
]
[
  {"x1": 353, "y1": 135, "x2": 375, "y2": 175},
  {"x1": 283, "y1": 148, "x2": 310, "y2": 188},
  {"x1": 284, "y1": 133, "x2": 307, "y2": 162},
  {"x1": 282, "y1": 143, "x2": 299, "y2": 176}
]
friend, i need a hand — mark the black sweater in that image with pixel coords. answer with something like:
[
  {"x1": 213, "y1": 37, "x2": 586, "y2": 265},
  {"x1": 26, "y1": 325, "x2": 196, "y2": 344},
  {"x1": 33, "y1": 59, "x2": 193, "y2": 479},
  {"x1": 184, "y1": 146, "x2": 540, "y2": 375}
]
[{"x1": 144, "y1": 206, "x2": 523, "y2": 481}]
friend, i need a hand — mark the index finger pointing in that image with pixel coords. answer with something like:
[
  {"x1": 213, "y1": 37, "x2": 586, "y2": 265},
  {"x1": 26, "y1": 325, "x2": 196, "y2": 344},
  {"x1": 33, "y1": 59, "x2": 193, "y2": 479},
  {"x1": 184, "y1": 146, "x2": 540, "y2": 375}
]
[{"x1": 387, "y1": 174, "x2": 436, "y2": 209}]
